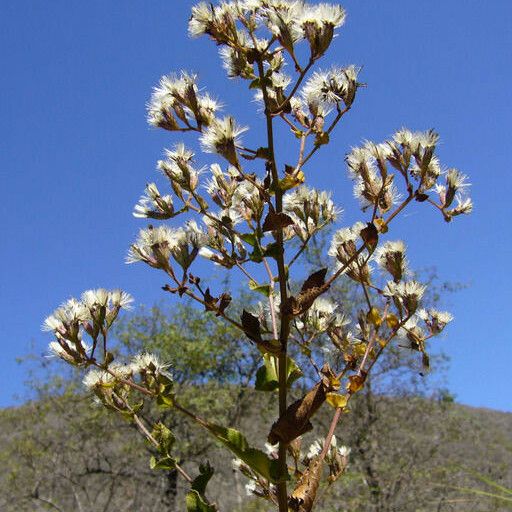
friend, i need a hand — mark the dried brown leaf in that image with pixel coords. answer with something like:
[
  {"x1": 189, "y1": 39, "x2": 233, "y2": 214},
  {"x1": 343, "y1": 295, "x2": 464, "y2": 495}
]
[
  {"x1": 241, "y1": 310, "x2": 262, "y2": 344},
  {"x1": 289, "y1": 457, "x2": 324, "y2": 512},
  {"x1": 262, "y1": 212, "x2": 295, "y2": 232}
]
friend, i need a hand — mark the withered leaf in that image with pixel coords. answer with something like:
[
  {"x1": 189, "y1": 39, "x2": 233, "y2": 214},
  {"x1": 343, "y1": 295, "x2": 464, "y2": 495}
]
[
  {"x1": 421, "y1": 351, "x2": 430, "y2": 371},
  {"x1": 325, "y1": 392, "x2": 348, "y2": 409},
  {"x1": 283, "y1": 268, "x2": 328, "y2": 317},
  {"x1": 203, "y1": 288, "x2": 218, "y2": 312},
  {"x1": 415, "y1": 192, "x2": 429, "y2": 202},
  {"x1": 301, "y1": 268, "x2": 327, "y2": 293},
  {"x1": 289, "y1": 457, "x2": 324, "y2": 512},
  {"x1": 268, "y1": 382, "x2": 325, "y2": 445},
  {"x1": 268, "y1": 366, "x2": 336, "y2": 445},
  {"x1": 241, "y1": 310, "x2": 263, "y2": 344},
  {"x1": 262, "y1": 212, "x2": 295, "y2": 232},
  {"x1": 217, "y1": 293, "x2": 231, "y2": 315},
  {"x1": 360, "y1": 222, "x2": 379, "y2": 250},
  {"x1": 188, "y1": 273, "x2": 200, "y2": 285},
  {"x1": 347, "y1": 373, "x2": 366, "y2": 393},
  {"x1": 263, "y1": 173, "x2": 272, "y2": 191}
]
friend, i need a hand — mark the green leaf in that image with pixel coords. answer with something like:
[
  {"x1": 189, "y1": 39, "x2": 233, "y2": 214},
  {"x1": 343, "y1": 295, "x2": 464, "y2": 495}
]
[
  {"x1": 186, "y1": 490, "x2": 217, "y2": 512},
  {"x1": 249, "y1": 245, "x2": 263, "y2": 263},
  {"x1": 249, "y1": 78, "x2": 261, "y2": 90},
  {"x1": 191, "y1": 462, "x2": 215, "y2": 496},
  {"x1": 314, "y1": 131, "x2": 330, "y2": 146},
  {"x1": 255, "y1": 354, "x2": 302, "y2": 392},
  {"x1": 249, "y1": 280, "x2": 271, "y2": 297},
  {"x1": 263, "y1": 242, "x2": 280, "y2": 260},
  {"x1": 240, "y1": 233, "x2": 257, "y2": 247},
  {"x1": 203, "y1": 422, "x2": 281, "y2": 483},
  {"x1": 249, "y1": 77, "x2": 272, "y2": 90},
  {"x1": 150, "y1": 455, "x2": 177, "y2": 471}
]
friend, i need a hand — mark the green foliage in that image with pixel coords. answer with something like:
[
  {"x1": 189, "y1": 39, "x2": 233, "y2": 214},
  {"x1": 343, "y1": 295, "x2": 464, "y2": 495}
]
[
  {"x1": 255, "y1": 354, "x2": 302, "y2": 391},
  {"x1": 150, "y1": 422, "x2": 177, "y2": 471},
  {"x1": 203, "y1": 422, "x2": 281, "y2": 483},
  {"x1": 186, "y1": 463, "x2": 218, "y2": 512}
]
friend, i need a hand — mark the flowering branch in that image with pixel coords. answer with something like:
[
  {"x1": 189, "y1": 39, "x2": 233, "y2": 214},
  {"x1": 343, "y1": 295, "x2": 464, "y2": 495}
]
[{"x1": 43, "y1": 2, "x2": 473, "y2": 511}]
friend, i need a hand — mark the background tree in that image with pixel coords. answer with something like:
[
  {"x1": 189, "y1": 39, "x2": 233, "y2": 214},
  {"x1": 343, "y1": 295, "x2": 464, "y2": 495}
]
[{"x1": 3, "y1": 299, "x2": 511, "y2": 511}]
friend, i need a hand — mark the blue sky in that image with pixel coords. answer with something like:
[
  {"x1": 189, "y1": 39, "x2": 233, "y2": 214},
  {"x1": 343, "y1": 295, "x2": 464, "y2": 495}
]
[{"x1": 1, "y1": 1, "x2": 511, "y2": 411}]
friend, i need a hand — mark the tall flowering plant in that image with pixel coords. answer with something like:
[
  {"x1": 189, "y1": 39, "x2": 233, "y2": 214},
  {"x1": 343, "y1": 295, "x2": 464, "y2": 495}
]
[{"x1": 43, "y1": 2, "x2": 472, "y2": 511}]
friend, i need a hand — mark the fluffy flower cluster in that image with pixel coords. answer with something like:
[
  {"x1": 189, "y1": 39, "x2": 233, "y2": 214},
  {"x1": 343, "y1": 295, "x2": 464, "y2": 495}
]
[
  {"x1": 200, "y1": 116, "x2": 248, "y2": 167},
  {"x1": 328, "y1": 222, "x2": 371, "y2": 283},
  {"x1": 189, "y1": 1, "x2": 347, "y2": 74},
  {"x1": 384, "y1": 280, "x2": 427, "y2": 315},
  {"x1": 299, "y1": 297, "x2": 349, "y2": 334},
  {"x1": 283, "y1": 185, "x2": 340, "y2": 241},
  {"x1": 306, "y1": 434, "x2": 350, "y2": 460},
  {"x1": 232, "y1": 180, "x2": 265, "y2": 222},
  {"x1": 199, "y1": 214, "x2": 248, "y2": 268},
  {"x1": 346, "y1": 129, "x2": 473, "y2": 220},
  {"x1": 157, "y1": 144, "x2": 201, "y2": 197},
  {"x1": 264, "y1": 1, "x2": 346, "y2": 59},
  {"x1": 347, "y1": 142, "x2": 400, "y2": 214},
  {"x1": 147, "y1": 72, "x2": 220, "y2": 131},
  {"x1": 435, "y1": 168, "x2": 473, "y2": 221},
  {"x1": 82, "y1": 353, "x2": 171, "y2": 390},
  {"x1": 417, "y1": 308, "x2": 453, "y2": 335},
  {"x1": 205, "y1": 163, "x2": 242, "y2": 208},
  {"x1": 374, "y1": 240, "x2": 409, "y2": 283},
  {"x1": 396, "y1": 309, "x2": 452, "y2": 362},
  {"x1": 44, "y1": 289, "x2": 133, "y2": 365},
  {"x1": 133, "y1": 183, "x2": 175, "y2": 220},
  {"x1": 306, "y1": 435, "x2": 350, "y2": 481},
  {"x1": 302, "y1": 66, "x2": 359, "y2": 112},
  {"x1": 347, "y1": 129, "x2": 472, "y2": 220},
  {"x1": 127, "y1": 222, "x2": 207, "y2": 271}
]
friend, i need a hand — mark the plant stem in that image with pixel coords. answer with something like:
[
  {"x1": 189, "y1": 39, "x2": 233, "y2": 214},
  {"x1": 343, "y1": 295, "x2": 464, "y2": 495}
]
[{"x1": 256, "y1": 53, "x2": 289, "y2": 512}]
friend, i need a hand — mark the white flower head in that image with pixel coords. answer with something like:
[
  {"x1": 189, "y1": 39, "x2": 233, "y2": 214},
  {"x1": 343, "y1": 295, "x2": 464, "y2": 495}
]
[
  {"x1": 42, "y1": 297, "x2": 90, "y2": 333},
  {"x1": 284, "y1": 186, "x2": 340, "y2": 241},
  {"x1": 147, "y1": 72, "x2": 200, "y2": 130},
  {"x1": 303, "y1": 297, "x2": 348, "y2": 333},
  {"x1": 189, "y1": 2, "x2": 238, "y2": 43},
  {"x1": 440, "y1": 168, "x2": 472, "y2": 213},
  {"x1": 328, "y1": 222, "x2": 365, "y2": 260},
  {"x1": 262, "y1": 1, "x2": 305, "y2": 54},
  {"x1": 158, "y1": 144, "x2": 201, "y2": 194},
  {"x1": 417, "y1": 308, "x2": 453, "y2": 334},
  {"x1": 384, "y1": 280, "x2": 427, "y2": 314},
  {"x1": 346, "y1": 144, "x2": 399, "y2": 214},
  {"x1": 302, "y1": 65, "x2": 359, "y2": 110},
  {"x1": 200, "y1": 116, "x2": 248, "y2": 166},
  {"x1": 338, "y1": 445, "x2": 351, "y2": 458},
  {"x1": 245, "y1": 480, "x2": 257, "y2": 496},
  {"x1": 133, "y1": 183, "x2": 175, "y2": 220},
  {"x1": 299, "y1": 3, "x2": 346, "y2": 58},
  {"x1": 131, "y1": 352, "x2": 171, "y2": 376},
  {"x1": 109, "y1": 289, "x2": 134, "y2": 310},
  {"x1": 306, "y1": 439, "x2": 323, "y2": 460},
  {"x1": 83, "y1": 368, "x2": 115, "y2": 390},
  {"x1": 220, "y1": 45, "x2": 255, "y2": 79},
  {"x1": 126, "y1": 225, "x2": 181, "y2": 269},
  {"x1": 48, "y1": 340, "x2": 91, "y2": 366},
  {"x1": 232, "y1": 458, "x2": 243, "y2": 470},
  {"x1": 374, "y1": 240, "x2": 409, "y2": 282}
]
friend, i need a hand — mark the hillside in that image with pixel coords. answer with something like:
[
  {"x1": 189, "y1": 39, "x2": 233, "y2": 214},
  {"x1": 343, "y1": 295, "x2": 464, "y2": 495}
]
[{"x1": 0, "y1": 389, "x2": 510, "y2": 512}]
